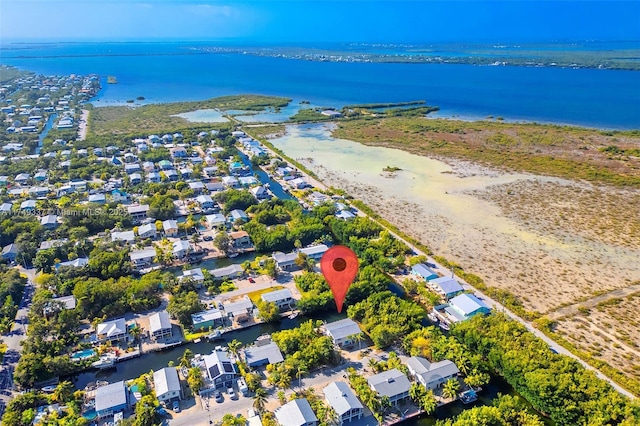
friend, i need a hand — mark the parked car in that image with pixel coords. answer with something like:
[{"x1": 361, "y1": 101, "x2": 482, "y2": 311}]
[
  {"x1": 214, "y1": 391, "x2": 224, "y2": 403},
  {"x1": 203, "y1": 235, "x2": 213, "y2": 241},
  {"x1": 227, "y1": 387, "x2": 237, "y2": 400},
  {"x1": 426, "y1": 262, "x2": 437, "y2": 268},
  {"x1": 172, "y1": 400, "x2": 180, "y2": 413},
  {"x1": 248, "y1": 277, "x2": 255, "y2": 283}
]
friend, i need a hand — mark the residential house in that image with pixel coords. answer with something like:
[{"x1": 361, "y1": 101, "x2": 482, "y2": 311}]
[
  {"x1": 228, "y1": 209, "x2": 248, "y2": 224},
  {"x1": 299, "y1": 244, "x2": 328, "y2": 261},
  {"x1": 158, "y1": 160, "x2": 173, "y2": 170},
  {"x1": 95, "y1": 381, "x2": 129, "y2": 418},
  {"x1": 188, "y1": 181, "x2": 205, "y2": 194},
  {"x1": 210, "y1": 264, "x2": 244, "y2": 281},
  {"x1": 203, "y1": 349, "x2": 237, "y2": 390},
  {"x1": 124, "y1": 164, "x2": 141, "y2": 175},
  {"x1": 127, "y1": 204, "x2": 150, "y2": 222},
  {"x1": 165, "y1": 169, "x2": 179, "y2": 182},
  {"x1": 142, "y1": 161, "x2": 155, "y2": 172},
  {"x1": 428, "y1": 276, "x2": 464, "y2": 300},
  {"x1": 367, "y1": 369, "x2": 411, "y2": 406},
  {"x1": 88, "y1": 193, "x2": 106, "y2": 204},
  {"x1": 406, "y1": 356, "x2": 460, "y2": 390},
  {"x1": 38, "y1": 239, "x2": 67, "y2": 251},
  {"x1": 29, "y1": 186, "x2": 49, "y2": 198},
  {"x1": 191, "y1": 309, "x2": 225, "y2": 331},
  {"x1": 274, "y1": 399, "x2": 318, "y2": 426},
  {"x1": 445, "y1": 294, "x2": 491, "y2": 322},
  {"x1": 137, "y1": 223, "x2": 157, "y2": 239},
  {"x1": 130, "y1": 248, "x2": 156, "y2": 268},
  {"x1": 70, "y1": 179, "x2": 87, "y2": 192},
  {"x1": 196, "y1": 195, "x2": 215, "y2": 210},
  {"x1": 55, "y1": 257, "x2": 89, "y2": 269},
  {"x1": 336, "y1": 210, "x2": 356, "y2": 220},
  {"x1": 272, "y1": 252, "x2": 298, "y2": 271},
  {"x1": 123, "y1": 153, "x2": 138, "y2": 164},
  {"x1": 15, "y1": 173, "x2": 30, "y2": 185},
  {"x1": 20, "y1": 200, "x2": 37, "y2": 211},
  {"x1": 261, "y1": 288, "x2": 295, "y2": 310},
  {"x1": 179, "y1": 268, "x2": 205, "y2": 284},
  {"x1": 40, "y1": 214, "x2": 59, "y2": 230},
  {"x1": 223, "y1": 295, "x2": 254, "y2": 322},
  {"x1": 411, "y1": 264, "x2": 438, "y2": 281},
  {"x1": 162, "y1": 219, "x2": 179, "y2": 237},
  {"x1": 179, "y1": 167, "x2": 192, "y2": 179},
  {"x1": 206, "y1": 213, "x2": 226, "y2": 229},
  {"x1": 289, "y1": 177, "x2": 309, "y2": 190},
  {"x1": 170, "y1": 147, "x2": 187, "y2": 159},
  {"x1": 111, "y1": 189, "x2": 130, "y2": 203},
  {"x1": 243, "y1": 340, "x2": 284, "y2": 368},
  {"x1": 147, "y1": 171, "x2": 161, "y2": 183},
  {"x1": 229, "y1": 231, "x2": 252, "y2": 250},
  {"x1": 206, "y1": 181, "x2": 225, "y2": 192},
  {"x1": 1, "y1": 244, "x2": 19, "y2": 262},
  {"x1": 323, "y1": 319, "x2": 362, "y2": 348},
  {"x1": 129, "y1": 173, "x2": 142, "y2": 185},
  {"x1": 323, "y1": 382, "x2": 363, "y2": 425},
  {"x1": 238, "y1": 176, "x2": 258, "y2": 187},
  {"x1": 153, "y1": 367, "x2": 182, "y2": 404},
  {"x1": 173, "y1": 240, "x2": 191, "y2": 259},
  {"x1": 96, "y1": 318, "x2": 127, "y2": 343},
  {"x1": 34, "y1": 170, "x2": 47, "y2": 182},
  {"x1": 148, "y1": 311, "x2": 173, "y2": 341},
  {"x1": 250, "y1": 185, "x2": 270, "y2": 200},
  {"x1": 222, "y1": 176, "x2": 240, "y2": 188},
  {"x1": 0, "y1": 203, "x2": 11, "y2": 214},
  {"x1": 111, "y1": 230, "x2": 135, "y2": 243}
]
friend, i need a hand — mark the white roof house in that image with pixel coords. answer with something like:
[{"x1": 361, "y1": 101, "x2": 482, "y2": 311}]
[
  {"x1": 153, "y1": 367, "x2": 181, "y2": 402},
  {"x1": 96, "y1": 318, "x2": 127, "y2": 341},
  {"x1": 210, "y1": 264, "x2": 243, "y2": 279},
  {"x1": 137, "y1": 223, "x2": 157, "y2": 238},
  {"x1": 367, "y1": 369, "x2": 411, "y2": 405},
  {"x1": 323, "y1": 382, "x2": 363, "y2": 423},
  {"x1": 206, "y1": 213, "x2": 227, "y2": 228},
  {"x1": 243, "y1": 342, "x2": 285, "y2": 368},
  {"x1": 445, "y1": 293, "x2": 491, "y2": 322},
  {"x1": 299, "y1": 244, "x2": 328, "y2": 260},
  {"x1": 428, "y1": 276, "x2": 463, "y2": 299},
  {"x1": 149, "y1": 311, "x2": 172, "y2": 336},
  {"x1": 112, "y1": 230, "x2": 135, "y2": 243},
  {"x1": 323, "y1": 318, "x2": 362, "y2": 347},
  {"x1": 95, "y1": 381, "x2": 128, "y2": 416},
  {"x1": 260, "y1": 288, "x2": 294, "y2": 308},
  {"x1": 274, "y1": 398, "x2": 319, "y2": 426},
  {"x1": 405, "y1": 356, "x2": 460, "y2": 390}
]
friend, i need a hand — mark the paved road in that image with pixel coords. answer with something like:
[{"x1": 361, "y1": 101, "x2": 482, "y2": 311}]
[{"x1": 241, "y1": 125, "x2": 637, "y2": 400}]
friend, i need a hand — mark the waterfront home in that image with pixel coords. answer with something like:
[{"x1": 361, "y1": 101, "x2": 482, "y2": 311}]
[
  {"x1": 127, "y1": 204, "x2": 150, "y2": 222},
  {"x1": 206, "y1": 213, "x2": 226, "y2": 229},
  {"x1": 367, "y1": 369, "x2": 411, "y2": 406},
  {"x1": 196, "y1": 195, "x2": 215, "y2": 210},
  {"x1": 192, "y1": 308, "x2": 225, "y2": 331},
  {"x1": 129, "y1": 247, "x2": 156, "y2": 268},
  {"x1": 192, "y1": 308, "x2": 224, "y2": 331},
  {"x1": 336, "y1": 210, "x2": 356, "y2": 220},
  {"x1": 323, "y1": 382, "x2": 364, "y2": 425},
  {"x1": 250, "y1": 185, "x2": 270, "y2": 200},
  {"x1": 15, "y1": 173, "x2": 30, "y2": 184},
  {"x1": 238, "y1": 176, "x2": 258, "y2": 187},
  {"x1": 1, "y1": 244, "x2": 19, "y2": 262},
  {"x1": 137, "y1": 223, "x2": 157, "y2": 239},
  {"x1": 112, "y1": 230, "x2": 135, "y2": 244},
  {"x1": 95, "y1": 381, "x2": 129, "y2": 419},
  {"x1": 96, "y1": 318, "x2": 128, "y2": 344},
  {"x1": 428, "y1": 276, "x2": 464, "y2": 300},
  {"x1": 203, "y1": 349, "x2": 237, "y2": 390},
  {"x1": 153, "y1": 367, "x2": 182, "y2": 404},
  {"x1": 20, "y1": 199, "x2": 37, "y2": 211},
  {"x1": 406, "y1": 356, "x2": 460, "y2": 391},
  {"x1": 88, "y1": 193, "x2": 106, "y2": 204},
  {"x1": 229, "y1": 230, "x2": 252, "y2": 250},
  {"x1": 261, "y1": 288, "x2": 295, "y2": 310},
  {"x1": 275, "y1": 399, "x2": 319, "y2": 426},
  {"x1": 173, "y1": 240, "x2": 192, "y2": 259},
  {"x1": 243, "y1": 341, "x2": 284, "y2": 368},
  {"x1": 411, "y1": 263, "x2": 438, "y2": 281},
  {"x1": 323, "y1": 319, "x2": 362, "y2": 348},
  {"x1": 445, "y1": 293, "x2": 491, "y2": 322},
  {"x1": 34, "y1": 170, "x2": 47, "y2": 182},
  {"x1": 300, "y1": 244, "x2": 329, "y2": 261},
  {"x1": 223, "y1": 295, "x2": 254, "y2": 322},
  {"x1": 289, "y1": 177, "x2": 310, "y2": 190},
  {"x1": 222, "y1": 175, "x2": 240, "y2": 188},
  {"x1": 55, "y1": 257, "x2": 89, "y2": 270},
  {"x1": 272, "y1": 252, "x2": 298, "y2": 271},
  {"x1": 210, "y1": 264, "x2": 244, "y2": 280},
  {"x1": 232, "y1": 131, "x2": 246, "y2": 138},
  {"x1": 40, "y1": 214, "x2": 59, "y2": 230},
  {"x1": 276, "y1": 166, "x2": 294, "y2": 177},
  {"x1": 163, "y1": 219, "x2": 179, "y2": 237},
  {"x1": 321, "y1": 110, "x2": 342, "y2": 118},
  {"x1": 228, "y1": 209, "x2": 248, "y2": 224},
  {"x1": 179, "y1": 267, "x2": 205, "y2": 284},
  {"x1": 148, "y1": 311, "x2": 173, "y2": 341}
]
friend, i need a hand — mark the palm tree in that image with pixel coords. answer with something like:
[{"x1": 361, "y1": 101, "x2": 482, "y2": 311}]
[
  {"x1": 129, "y1": 324, "x2": 142, "y2": 343},
  {"x1": 419, "y1": 390, "x2": 437, "y2": 415},
  {"x1": 227, "y1": 339, "x2": 242, "y2": 360},
  {"x1": 350, "y1": 333, "x2": 365, "y2": 350},
  {"x1": 367, "y1": 358, "x2": 379, "y2": 371},
  {"x1": 179, "y1": 348, "x2": 194, "y2": 368},
  {"x1": 52, "y1": 381, "x2": 74, "y2": 404},
  {"x1": 442, "y1": 378, "x2": 460, "y2": 400},
  {"x1": 296, "y1": 363, "x2": 309, "y2": 389},
  {"x1": 252, "y1": 388, "x2": 268, "y2": 413}
]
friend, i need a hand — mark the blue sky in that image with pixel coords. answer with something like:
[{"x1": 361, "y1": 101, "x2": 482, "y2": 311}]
[{"x1": 1, "y1": 1, "x2": 639, "y2": 43}]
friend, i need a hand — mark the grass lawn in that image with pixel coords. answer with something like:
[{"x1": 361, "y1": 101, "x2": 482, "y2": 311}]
[{"x1": 246, "y1": 285, "x2": 285, "y2": 303}]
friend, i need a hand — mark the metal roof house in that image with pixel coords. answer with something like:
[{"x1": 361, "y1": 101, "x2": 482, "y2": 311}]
[
  {"x1": 428, "y1": 276, "x2": 464, "y2": 300},
  {"x1": 261, "y1": 288, "x2": 295, "y2": 310},
  {"x1": 129, "y1": 247, "x2": 156, "y2": 268},
  {"x1": 323, "y1": 381, "x2": 363, "y2": 424},
  {"x1": 367, "y1": 369, "x2": 411, "y2": 406},
  {"x1": 275, "y1": 398, "x2": 319, "y2": 426},
  {"x1": 272, "y1": 251, "x2": 298, "y2": 271},
  {"x1": 203, "y1": 349, "x2": 237, "y2": 390},
  {"x1": 243, "y1": 341, "x2": 285, "y2": 368},
  {"x1": 191, "y1": 308, "x2": 224, "y2": 331},
  {"x1": 210, "y1": 264, "x2": 244, "y2": 280},
  {"x1": 406, "y1": 356, "x2": 460, "y2": 390},
  {"x1": 299, "y1": 244, "x2": 329, "y2": 260},
  {"x1": 411, "y1": 263, "x2": 438, "y2": 281},
  {"x1": 96, "y1": 318, "x2": 128, "y2": 343},
  {"x1": 149, "y1": 311, "x2": 172, "y2": 341},
  {"x1": 323, "y1": 318, "x2": 362, "y2": 348},
  {"x1": 153, "y1": 367, "x2": 182, "y2": 404},
  {"x1": 95, "y1": 381, "x2": 129, "y2": 418},
  {"x1": 445, "y1": 293, "x2": 491, "y2": 322},
  {"x1": 162, "y1": 219, "x2": 179, "y2": 236},
  {"x1": 223, "y1": 296, "x2": 254, "y2": 322}
]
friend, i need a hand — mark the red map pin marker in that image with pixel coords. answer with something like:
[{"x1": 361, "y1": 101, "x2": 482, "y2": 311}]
[{"x1": 320, "y1": 245, "x2": 359, "y2": 313}]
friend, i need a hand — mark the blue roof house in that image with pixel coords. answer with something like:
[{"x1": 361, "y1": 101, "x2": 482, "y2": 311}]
[
  {"x1": 411, "y1": 263, "x2": 438, "y2": 281},
  {"x1": 428, "y1": 276, "x2": 464, "y2": 300}
]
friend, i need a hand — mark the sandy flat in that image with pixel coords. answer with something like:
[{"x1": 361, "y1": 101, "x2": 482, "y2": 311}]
[{"x1": 270, "y1": 124, "x2": 640, "y2": 314}]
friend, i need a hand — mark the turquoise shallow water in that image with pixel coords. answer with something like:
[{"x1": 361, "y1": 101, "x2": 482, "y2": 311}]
[{"x1": 1, "y1": 42, "x2": 639, "y2": 129}]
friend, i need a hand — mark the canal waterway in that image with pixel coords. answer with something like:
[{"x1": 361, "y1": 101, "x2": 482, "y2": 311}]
[{"x1": 35, "y1": 113, "x2": 57, "y2": 154}]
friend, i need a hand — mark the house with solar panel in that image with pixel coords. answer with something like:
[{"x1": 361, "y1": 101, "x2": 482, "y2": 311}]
[{"x1": 203, "y1": 349, "x2": 237, "y2": 390}]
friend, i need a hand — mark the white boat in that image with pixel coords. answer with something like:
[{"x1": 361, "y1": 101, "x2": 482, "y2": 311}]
[
  {"x1": 228, "y1": 252, "x2": 239, "y2": 258},
  {"x1": 193, "y1": 338, "x2": 202, "y2": 343},
  {"x1": 427, "y1": 313, "x2": 440, "y2": 323},
  {"x1": 288, "y1": 312, "x2": 299, "y2": 320},
  {"x1": 438, "y1": 322, "x2": 450, "y2": 332},
  {"x1": 206, "y1": 330, "x2": 225, "y2": 340},
  {"x1": 91, "y1": 354, "x2": 116, "y2": 370},
  {"x1": 41, "y1": 385, "x2": 56, "y2": 393}
]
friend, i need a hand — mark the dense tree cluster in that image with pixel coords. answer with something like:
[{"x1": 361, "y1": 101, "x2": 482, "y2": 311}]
[
  {"x1": 215, "y1": 188, "x2": 258, "y2": 214},
  {"x1": 435, "y1": 394, "x2": 544, "y2": 426},
  {"x1": 0, "y1": 267, "x2": 26, "y2": 333}
]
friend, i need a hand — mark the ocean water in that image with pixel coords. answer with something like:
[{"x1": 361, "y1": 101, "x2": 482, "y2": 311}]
[{"x1": 1, "y1": 42, "x2": 639, "y2": 129}]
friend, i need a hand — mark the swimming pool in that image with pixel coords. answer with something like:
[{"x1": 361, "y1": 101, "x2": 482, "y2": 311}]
[{"x1": 71, "y1": 349, "x2": 96, "y2": 360}]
